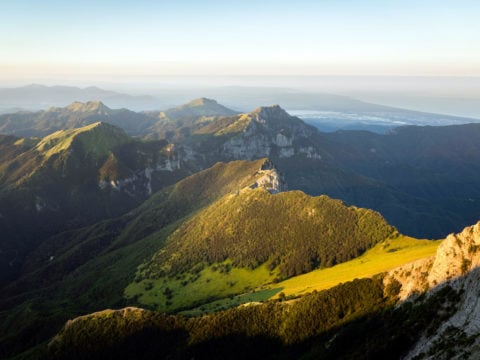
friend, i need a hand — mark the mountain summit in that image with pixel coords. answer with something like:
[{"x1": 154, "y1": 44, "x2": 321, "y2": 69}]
[
  {"x1": 162, "y1": 98, "x2": 237, "y2": 119},
  {"x1": 251, "y1": 104, "x2": 291, "y2": 119},
  {"x1": 65, "y1": 100, "x2": 112, "y2": 114}
]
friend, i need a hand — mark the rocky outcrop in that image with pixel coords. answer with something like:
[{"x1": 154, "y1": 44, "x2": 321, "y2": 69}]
[
  {"x1": 382, "y1": 222, "x2": 480, "y2": 359},
  {"x1": 385, "y1": 222, "x2": 480, "y2": 301},
  {"x1": 249, "y1": 159, "x2": 287, "y2": 194}
]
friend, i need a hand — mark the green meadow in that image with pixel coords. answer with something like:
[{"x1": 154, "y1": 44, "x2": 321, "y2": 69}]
[
  {"x1": 271, "y1": 235, "x2": 440, "y2": 297},
  {"x1": 126, "y1": 235, "x2": 440, "y2": 314}
]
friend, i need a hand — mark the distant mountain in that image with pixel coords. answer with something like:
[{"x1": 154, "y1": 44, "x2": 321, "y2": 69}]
[
  {"x1": 318, "y1": 124, "x2": 480, "y2": 236},
  {"x1": 0, "y1": 84, "x2": 160, "y2": 111},
  {"x1": 0, "y1": 100, "x2": 158, "y2": 137},
  {"x1": 162, "y1": 97, "x2": 237, "y2": 119},
  {"x1": 0, "y1": 98, "x2": 238, "y2": 139},
  {"x1": 142, "y1": 98, "x2": 238, "y2": 140}
]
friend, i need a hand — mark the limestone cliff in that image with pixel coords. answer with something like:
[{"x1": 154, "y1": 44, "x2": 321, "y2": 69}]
[{"x1": 383, "y1": 222, "x2": 480, "y2": 359}]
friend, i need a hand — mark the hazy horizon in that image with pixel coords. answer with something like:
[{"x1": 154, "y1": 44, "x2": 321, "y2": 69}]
[
  {"x1": 2, "y1": 0, "x2": 479, "y2": 80},
  {"x1": 2, "y1": 75, "x2": 479, "y2": 119}
]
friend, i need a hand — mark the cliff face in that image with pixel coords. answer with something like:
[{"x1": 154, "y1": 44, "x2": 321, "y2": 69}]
[
  {"x1": 383, "y1": 222, "x2": 480, "y2": 359},
  {"x1": 385, "y1": 222, "x2": 480, "y2": 301}
]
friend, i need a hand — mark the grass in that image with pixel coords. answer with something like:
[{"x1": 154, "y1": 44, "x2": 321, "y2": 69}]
[
  {"x1": 272, "y1": 235, "x2": 441, "y2": 297},
  {"x1": 124, "y1": 261, "x2": 276, "y2": 313},
  {"x1": 35, "y1": 122, "x2": 131, "y2": 160},
  {"x1": 125, "y1": 235, "x2": 440, "y2": 314},
  {"x1": 179, "y1": 287, "x2": 283, "y2": 316}
]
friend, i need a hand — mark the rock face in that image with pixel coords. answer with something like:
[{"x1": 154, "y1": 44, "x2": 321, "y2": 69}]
[
  {"x1": 221, "y1": 105, "x2": 321, "y2": 160},
  {"x1": 383, "y1": 221, "x2": 480, "y2": 359}
]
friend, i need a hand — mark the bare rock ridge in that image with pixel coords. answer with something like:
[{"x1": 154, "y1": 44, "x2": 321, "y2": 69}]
[{"x1": 383, "y1": 221, "x2": 480, "y2": 358}]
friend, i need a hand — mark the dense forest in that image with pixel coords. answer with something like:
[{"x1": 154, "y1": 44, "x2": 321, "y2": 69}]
[{"x1": 142, "y1": 189, "x2": 395, "y2": 280}]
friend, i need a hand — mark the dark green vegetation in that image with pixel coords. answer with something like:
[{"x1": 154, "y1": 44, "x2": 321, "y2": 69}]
[
  {"x1": 143, "y1": 189, "x2": 393, "y2": 279},
  {"x1": 36, "y1": 278, "x2": 465, "y2": 360},
  {"x1": 125, "y1": 187, "x2": 394, "y2": 312}
]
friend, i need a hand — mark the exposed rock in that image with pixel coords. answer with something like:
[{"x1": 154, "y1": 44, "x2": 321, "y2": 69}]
[
  {"x1": 385, "y1": 222, "x2": 480, "y2": 301},
  {"x1": 249, "y1": 159, "x2": 287, "y2": 194},
  {"x1": 383, "y1": 221, "x2": 480, "y2": 359}
]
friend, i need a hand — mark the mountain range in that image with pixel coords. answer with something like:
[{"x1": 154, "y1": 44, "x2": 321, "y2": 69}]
[
  {"x1": 2, "y1": 84, "x2": 478, "y2": 133},
  {"x1": 1, "y1": 95, "x2": 480, "y2": 359}
]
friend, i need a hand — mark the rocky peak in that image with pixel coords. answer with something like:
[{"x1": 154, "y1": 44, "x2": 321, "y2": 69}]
[
  {"x1": 249, "y1": 159, "x2": 287, "y2": 194},
  {"x1": 250, "y1": 105, "x2": 291, "y2": 122}
]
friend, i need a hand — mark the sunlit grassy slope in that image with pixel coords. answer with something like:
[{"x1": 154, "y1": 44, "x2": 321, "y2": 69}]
[
  {"x1": 125, "y1": 262, "x2": 275, "y2": 312},
  {"x1": 35, "y1": 121, "x2": 131, "y2": 159},
  {"x1": 126, "y1": 235, "x2": 439, "y2": 314},
  {"x1": 273, "y1": 235, "x2": 440, "y2": 297},
  {"x1": 179, "y1": 235, "x2": 440, "y2": 315}
]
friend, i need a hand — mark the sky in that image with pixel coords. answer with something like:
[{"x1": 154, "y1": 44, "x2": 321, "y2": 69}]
[{"x1": 0, "y1": 0, "x2": 479, "y2": 82}]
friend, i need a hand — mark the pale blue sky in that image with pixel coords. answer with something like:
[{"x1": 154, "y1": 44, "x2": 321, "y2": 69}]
[{"x1": 1, "y1": 0, "x2": 479, "y2": 80}]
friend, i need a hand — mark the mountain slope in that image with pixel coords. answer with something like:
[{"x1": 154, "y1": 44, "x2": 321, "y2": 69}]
[{"x1": 0, "y1": 122, "x2": 190, "y2": 285}]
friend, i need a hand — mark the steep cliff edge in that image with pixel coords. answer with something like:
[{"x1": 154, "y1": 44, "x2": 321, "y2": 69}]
[{"x1": 383, "y1": 221, "x2": 480, "y2": 359}]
